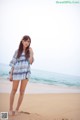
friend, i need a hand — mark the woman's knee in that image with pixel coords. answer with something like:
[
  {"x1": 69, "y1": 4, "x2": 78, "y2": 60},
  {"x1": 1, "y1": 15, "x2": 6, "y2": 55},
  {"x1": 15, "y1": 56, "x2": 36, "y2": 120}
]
[
  {"x1": 11, "y1": 89, "x2": 17, "y2": 95},
  {"x1": 20, "y1": 90, "x2": 25, "y2": 96}
]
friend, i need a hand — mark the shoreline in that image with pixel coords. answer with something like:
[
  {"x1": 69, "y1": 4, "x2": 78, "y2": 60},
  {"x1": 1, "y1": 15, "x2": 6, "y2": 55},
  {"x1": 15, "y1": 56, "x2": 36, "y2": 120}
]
[{"x1": 0, "y1": 78, "x2": 80, "y2": 94}]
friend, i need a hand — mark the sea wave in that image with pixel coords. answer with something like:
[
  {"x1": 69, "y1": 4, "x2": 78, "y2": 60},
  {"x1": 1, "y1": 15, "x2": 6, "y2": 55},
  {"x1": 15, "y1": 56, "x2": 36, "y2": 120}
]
[{"x1": 0, "y1": 63, "x2": 80, "y2": 88}]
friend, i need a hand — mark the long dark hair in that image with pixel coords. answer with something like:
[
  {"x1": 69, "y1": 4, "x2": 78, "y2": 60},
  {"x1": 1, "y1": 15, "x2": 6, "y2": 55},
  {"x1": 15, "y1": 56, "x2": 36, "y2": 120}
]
[{"x1": 17, "y1": 35, "x2": 31, "y2": 59}]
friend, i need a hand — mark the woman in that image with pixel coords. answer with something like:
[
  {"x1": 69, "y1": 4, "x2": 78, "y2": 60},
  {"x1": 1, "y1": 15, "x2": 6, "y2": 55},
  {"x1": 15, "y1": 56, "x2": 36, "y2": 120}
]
[{"x1": 9, "y1": 35, "x2": 34, "y2": 115}]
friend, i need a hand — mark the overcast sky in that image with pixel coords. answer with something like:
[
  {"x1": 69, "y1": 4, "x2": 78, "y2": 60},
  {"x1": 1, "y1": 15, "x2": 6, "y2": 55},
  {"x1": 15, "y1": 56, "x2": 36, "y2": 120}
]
[{"x1": 0, "y1": 0, "x2": 80, "y2": 76}]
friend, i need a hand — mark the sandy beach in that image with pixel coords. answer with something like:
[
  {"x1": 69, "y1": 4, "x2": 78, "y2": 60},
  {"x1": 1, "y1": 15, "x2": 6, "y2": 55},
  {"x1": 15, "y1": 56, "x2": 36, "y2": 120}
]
[
  {"x1": 0, "y1": 93, "x2": 80, "y2": 120},
  {"x1": 0, "y1": 78, "x2": 80, "y2": 120}
]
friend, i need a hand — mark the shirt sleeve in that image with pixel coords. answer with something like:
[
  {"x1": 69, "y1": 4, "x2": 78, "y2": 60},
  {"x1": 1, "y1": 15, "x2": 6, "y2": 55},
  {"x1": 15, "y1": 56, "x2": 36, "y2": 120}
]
[{"x1": 9, "y1": 50, "x2": 18, "y2": 67}]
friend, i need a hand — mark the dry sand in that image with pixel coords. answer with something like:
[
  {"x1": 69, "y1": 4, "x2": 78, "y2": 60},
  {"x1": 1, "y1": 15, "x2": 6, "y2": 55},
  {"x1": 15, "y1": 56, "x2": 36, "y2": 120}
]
[
  {"x1": 0, "y1": 93, "x2": 80, "y2": 120},
  {"x1": 0, "y1": 78, "x2": 80, "y2": 120}
]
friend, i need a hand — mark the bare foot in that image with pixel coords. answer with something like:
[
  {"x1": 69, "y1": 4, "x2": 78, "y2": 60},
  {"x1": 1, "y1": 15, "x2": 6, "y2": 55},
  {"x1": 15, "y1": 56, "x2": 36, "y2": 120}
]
[
  {"x1": 14, "y1": 110, "x2": 19, "y2": 115},
  {"x1": 8, "y1": 111, "x2": 14, "y2": 116}
]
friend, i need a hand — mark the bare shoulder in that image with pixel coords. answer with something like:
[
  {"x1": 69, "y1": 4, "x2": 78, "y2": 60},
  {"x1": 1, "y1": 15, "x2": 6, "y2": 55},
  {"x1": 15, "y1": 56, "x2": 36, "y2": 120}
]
[
  {"x1": 29, "y1": 47, "x2": 33, "y2": 50},
  {"x1": 29, "y1": 47, "x2": 34, "y2": 53}
]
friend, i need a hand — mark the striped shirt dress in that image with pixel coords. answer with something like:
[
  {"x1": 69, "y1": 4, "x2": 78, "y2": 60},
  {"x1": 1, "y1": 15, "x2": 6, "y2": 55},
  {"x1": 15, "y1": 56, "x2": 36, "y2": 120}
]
[{"x1": 9, "y1": 50, "x2": 31, "y2": 80}]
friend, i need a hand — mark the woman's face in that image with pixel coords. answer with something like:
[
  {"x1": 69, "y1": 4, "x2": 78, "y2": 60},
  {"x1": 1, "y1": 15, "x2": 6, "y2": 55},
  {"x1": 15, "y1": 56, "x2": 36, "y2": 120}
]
[{"x1": 22, "y1": 39, "x2": 30, "y2": 49}]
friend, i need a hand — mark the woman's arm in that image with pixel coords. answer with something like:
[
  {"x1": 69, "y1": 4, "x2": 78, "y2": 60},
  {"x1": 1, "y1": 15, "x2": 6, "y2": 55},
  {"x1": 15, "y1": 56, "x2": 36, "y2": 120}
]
[
  {"x1": 9, "y1": 50, "x2": 17, "y2": 81},
  {"x1": 10, "y1": 67, "x2": 14, "y2": 75},
  {"x1": 9, "y1": 67, "x2": 14, "y2": 81},
  {"x1": 28, "y1": 47, "x2": 34, "y2": 64},
  {"x1": 9, "y1": 50, "x2": 18, "y2": 67}
]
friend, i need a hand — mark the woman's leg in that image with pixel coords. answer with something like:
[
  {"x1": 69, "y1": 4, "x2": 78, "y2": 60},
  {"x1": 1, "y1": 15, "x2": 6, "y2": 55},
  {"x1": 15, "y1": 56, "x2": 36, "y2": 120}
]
[
  {"x1": 9, "y1": 80, "x2": 20, "y2": 111},
  {"x1": 15, "y1": 79, "x2": 28, "y2": 111}
]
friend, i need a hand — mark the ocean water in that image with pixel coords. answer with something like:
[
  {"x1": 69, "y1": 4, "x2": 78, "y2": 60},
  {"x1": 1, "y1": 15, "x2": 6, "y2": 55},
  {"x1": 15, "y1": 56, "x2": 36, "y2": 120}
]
[{"x1": 0, "y1": 63, "x2": 80, "y2": 88}]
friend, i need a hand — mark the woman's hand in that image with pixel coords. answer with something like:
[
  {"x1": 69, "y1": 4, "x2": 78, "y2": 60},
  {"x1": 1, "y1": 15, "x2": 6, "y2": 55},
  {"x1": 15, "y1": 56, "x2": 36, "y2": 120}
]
[{"x1": 9, "y1": 74, "x2": 13, "y2": 82}]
